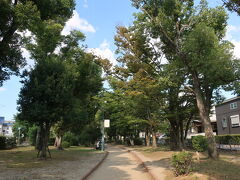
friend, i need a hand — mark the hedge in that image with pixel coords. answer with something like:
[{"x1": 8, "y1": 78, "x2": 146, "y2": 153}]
[
  {"x1": 0, "y1": 136, "x2": 6, "y2": 149},
  {"x1": 0, "y1": 136, "x2": 16, "y2": 150},
  {"x1": 191, "y1": 135, "x2": 208, "y2": 152},
  {"x1": 215, "y1": 134, "x2": 240, "y2": 145}
]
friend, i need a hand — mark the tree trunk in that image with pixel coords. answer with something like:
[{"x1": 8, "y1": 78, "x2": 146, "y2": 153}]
[
  {"x1": 146, "y1": 130, "x2": 151, "y2": 147},
  {"x1": 194, "y1": 84, "x2": 218, "y2": 159},
  {"x1": 152, "y1": 131, "x2": 157, "y2": 148},
  {"x1": 179, "y1": 119, "x2": 184, "y2": 149},
  {"x1": 38, "y1": 124, "x2": 50, "y2": 159},
  {"x1": 169, "y1": 122, "x2": 182, "y2": 150},
  {"x1": 54, "y1": 136, "x2": 63, "y2": 150}
]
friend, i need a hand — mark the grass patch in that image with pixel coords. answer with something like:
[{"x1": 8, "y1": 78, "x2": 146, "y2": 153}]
[
  {"x1": 192, "y1": 152, "x2": 240, "y2": 180},
  {"x1": 0, "y1": 146, "x2": 98, "y2": 169},
  {"x1": 133, "y1": 145, "x2": 170, "y2": 153}
]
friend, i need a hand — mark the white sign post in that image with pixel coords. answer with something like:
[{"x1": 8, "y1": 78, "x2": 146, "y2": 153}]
[{"x1": 104, "y1": 119, "x2": 110, "y2": 128}]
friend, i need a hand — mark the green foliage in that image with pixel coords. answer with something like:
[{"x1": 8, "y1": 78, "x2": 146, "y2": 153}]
[
  {"x1": 6, "y1": 137, "x2": 17, "y2": 149},
  {"x1": 0, "y1": 0, "x2": 75, "y2": 86},
  {"x1": 62, "y1": 141, "x2": 70, "y2": 148},
  {"x1": 0, "y1": 136, "x2": 6, "y2": 149},
  {"x1": 215, "y1": 134, "x2": 240, "y2": 145},
  {"x1": 192, "y1": 136, "x2": 208, "y2": 152},
  {"x1": 0, "y1": 136, "x2": 16, "y2": 150},
  {"x1": 223, "y1": 0, "x2": 240, "y2": 15},
  {"x1": 133, "y1": 137, "x2": 143, "y2": 145},
  {"x1": 171, "y1": 151, "x2": 193, "y2": 176},
  {"x1": 63, "y1": 132, "x2": 79, "y2": 146},
  {"x1": 79, "y1": 124, "x2": 101, "y2": 146},
  {"x1": 28, "y1": 126, "x2": 38, "y2": 146},
  {"x1": 48, "y1": 137, "x2": 55, "y2": 146}
]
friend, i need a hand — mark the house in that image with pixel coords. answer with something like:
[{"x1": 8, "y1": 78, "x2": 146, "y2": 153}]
[
  {"x1": 187, "y1": 107, "x2": 217, "y2": 139},
  {"x1": 0, "y1": 117, "x2": 14, "y2": 137},
  {"x1": 215, "y1": 97, "x2": 240, "y2": 135}
]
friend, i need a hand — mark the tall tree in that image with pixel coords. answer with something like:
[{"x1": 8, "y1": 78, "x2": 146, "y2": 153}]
[
  {"x1": 18, "y1": 58, "x2": 75, "y2": 158},
  {"x1": 0, "y1": 0, "x2": 75, "y2": 86},
  {"x1": 222, "y1": 0, "x2": 240, "y2": 15},
  {"x1": 131, "y1": 0, "x2": 237, "y2": 159},
  {"x1": 114, "y1": 25, "x2": 197, "y2": 149}
]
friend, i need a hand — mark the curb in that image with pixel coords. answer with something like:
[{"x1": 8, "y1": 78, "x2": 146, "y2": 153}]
[
  {"x1": 81, "y1": 151, "x2": 109, "y2": 180},
  {"x1": 127, "y1": 149, "x2": 158, "y2": 180}
]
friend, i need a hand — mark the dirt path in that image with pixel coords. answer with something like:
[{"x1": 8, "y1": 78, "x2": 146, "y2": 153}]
[{"x1": 88, "y1": 145, "x2": 152, "y2": 180}]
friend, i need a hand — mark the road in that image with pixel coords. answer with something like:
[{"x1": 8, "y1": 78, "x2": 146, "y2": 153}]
[{"x1": 88, "y1": 145, "x2": 152, "y2": 180}]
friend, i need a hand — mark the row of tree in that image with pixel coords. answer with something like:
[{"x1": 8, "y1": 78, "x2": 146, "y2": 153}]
[
  {"x1": 1, "y1": 0, "x2": 240, "y2": 160},
  {"x1": 0, "y1": 0, "x2": 104, "y2": 159},
  {"x1": 99, "y1": 0, "x2": 240, "y2": 160}
]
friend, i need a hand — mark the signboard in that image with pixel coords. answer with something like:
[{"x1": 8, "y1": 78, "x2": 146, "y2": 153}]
[{"x1": 104, "y1": 119, "x2": 110, "y2": 128}]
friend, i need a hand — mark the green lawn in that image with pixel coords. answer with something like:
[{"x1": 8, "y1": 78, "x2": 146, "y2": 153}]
[
  {"x1": 0, "y1": 146, "x2": 97, "y2": 169},
  {"x1": 134, "y1": 146, "x2": 240, "y2": 180}
]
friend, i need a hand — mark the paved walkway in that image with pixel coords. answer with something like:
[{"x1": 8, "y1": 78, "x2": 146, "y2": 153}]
[{"x1": 88, "y1": 145, "x2": 152, "y2": 180}]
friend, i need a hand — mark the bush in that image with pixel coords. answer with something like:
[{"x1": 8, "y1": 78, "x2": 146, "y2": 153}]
[
  {"x1": 171, "y1": 151, "x2": 193, "y2": 176},
  {"x1": 192, "y1": 135, "x2": 208, "y2": 152},
  {"x1": 48, "y1": 137, "x2": 55, "y2": 146},
  {"x1": 6, "y1": 137, "x2": 16, "y2": 149},
  {"x1": 0, "y1": 136, "x2": 16, "y2": 149},
  {"x1": 62, "y1": 141, "x2": 70, "y2": 148},
  {"x1": 215, "y1": 134, "x2": 240, "y2": 145},
  {"x1": 63, "y1": 132, "x2": 79, "y2": 146},
  {"x1": 133, "y1": 137, "x2": 143, "y2": 145},
  {"x1": 0, "y1": 136, "x2": 6, "y2": 149},
  {"x1": 115, "y1": 139, "x2": 123, "y2": 145},
  {"x1": 28, "y1": 126, "x2": 38, "y2": 146}
]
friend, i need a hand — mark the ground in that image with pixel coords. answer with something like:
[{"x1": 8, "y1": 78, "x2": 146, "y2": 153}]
[
  {"x1": 1, "y1": 145, "x2": 240, "y2": 180},
  {"x1": 88, "y1": 145, "x2": 153, "y2": 180},
  {"x1": 0, "y1": 146, "x2": 105, "y2": 180},
  {"x1": 132, "y1": 146, "x2": 240, "y2": 180}
]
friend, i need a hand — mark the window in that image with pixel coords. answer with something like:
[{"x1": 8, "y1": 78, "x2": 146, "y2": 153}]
[
  {"x1": 230, "y1": 115, "x2": 240, "y2": 127},
  {"x1": 230, "y1": 102, "x2": 237, "y2": 109},
  {"x1": 222, "y1": 117, "x2": 228, "y2": 128}
]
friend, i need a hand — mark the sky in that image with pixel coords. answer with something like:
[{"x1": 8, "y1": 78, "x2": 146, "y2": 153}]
[{"x1": 0, "y1": 0, "x2": 240, "y2": 121}]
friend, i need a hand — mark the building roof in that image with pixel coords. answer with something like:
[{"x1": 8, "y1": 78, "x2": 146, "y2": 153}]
[{"x1": 215, "y1": 96, "x2": 240, "y2": 107}]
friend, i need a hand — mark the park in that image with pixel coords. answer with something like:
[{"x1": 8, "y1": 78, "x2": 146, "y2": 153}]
[{"x1": 0, "y1": 0, "x2": 240, "y2": 179}]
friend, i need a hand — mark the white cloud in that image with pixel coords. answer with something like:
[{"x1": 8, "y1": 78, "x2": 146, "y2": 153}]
[
  {"x1": 21, "y1": 48, "x2": 35, "y2": 69},
  {"x1": 83, "y1": 0, "x2": 88, "y2": 8},
  {"x1": 225, "y1": 25, "x2": 240, "y2": 58},
  {"x1": 62, "y1": 10, "x2": 95, "y2": 35},
  {"x1": 0, "y1": 87, "x2": 6, "y2": 92},
  {"x1": 87, "y1": 40, "x2": 117, "y2": 65},
  {"x1": 231, "y1": 40, "x2": 240, "y2": 58}
]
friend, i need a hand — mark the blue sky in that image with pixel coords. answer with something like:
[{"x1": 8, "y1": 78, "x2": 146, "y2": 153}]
[{"x1": 0, "y1": 0, "x2": 240, "y2": 120}]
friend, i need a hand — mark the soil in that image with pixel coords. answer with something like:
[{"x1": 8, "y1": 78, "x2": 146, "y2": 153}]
[{"x1": 0, "y1": 151, "x2": 105, "y2": 180}]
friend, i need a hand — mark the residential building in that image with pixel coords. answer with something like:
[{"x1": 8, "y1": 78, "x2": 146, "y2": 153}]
[
  {"x1": 187, "y1": 107, "x2": 217, "y2": 139},
  {"x1": 0, "y1": 117, "x2": 14, "y2": 137},
  {"x1": 215, "y1": 97, "x2": 240, "y2": 135}
]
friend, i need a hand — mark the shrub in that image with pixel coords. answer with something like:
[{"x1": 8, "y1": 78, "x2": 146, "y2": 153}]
[
  {"x1": 48, "y1": 137, "x2": 55, "y2": 146},
  {"x1": 192, "y1": 135, "x2": 208, "y2": 152},
  {"x1": 133, "y1": 137, "x2": 143, "y2": 145},
  {"x1": 0, "y1": 136, "x2": 6, "y2": 149},
  {"x1": 28, "y1": 126, "x2": 38, "y2": 146},
  {"x1": 215, "y1": 134, "x2": 240, "y2": 145},
  {"x1": 62, "y1": 141, "x2": 70, "y2": 148},
  {"x1": 6, "y1": 137, "x2": 16, "y2": 149},
  {"x1": 63, "y1": 132, "x2": 79, "y2": 146},
  {"x1": 115, "y1": 139, "x2": 123, "y2": 145},
  {"x1": 171, "y1": 151, "x2": 193, "y2": 176}
]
